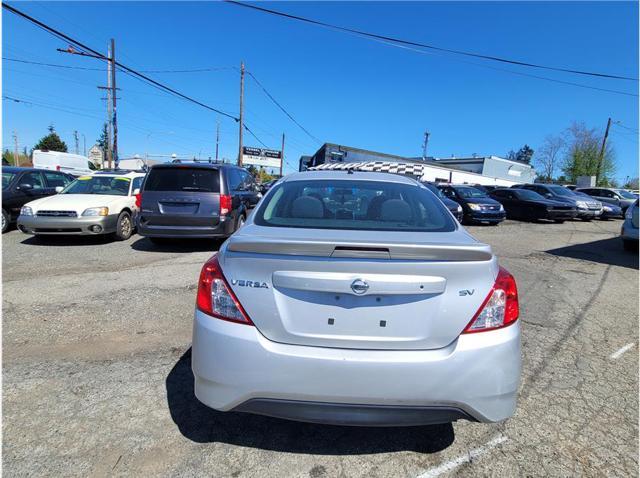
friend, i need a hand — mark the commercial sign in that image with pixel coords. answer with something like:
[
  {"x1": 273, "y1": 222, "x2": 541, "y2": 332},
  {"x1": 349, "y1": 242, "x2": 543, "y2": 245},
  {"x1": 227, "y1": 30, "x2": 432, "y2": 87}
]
[
  {"x1": 242, "y1": 146, "x2": 282, "y2": 168},
  {"x1": 88, "y1": 144, "x2": 104, "y2": 167}
]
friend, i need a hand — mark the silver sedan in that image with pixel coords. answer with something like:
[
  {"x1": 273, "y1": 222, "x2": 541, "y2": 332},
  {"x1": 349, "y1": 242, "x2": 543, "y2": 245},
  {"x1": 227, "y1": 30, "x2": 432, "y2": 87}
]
[{"x1": 192, "y1": 171, "x2": 521, "y2": 426}]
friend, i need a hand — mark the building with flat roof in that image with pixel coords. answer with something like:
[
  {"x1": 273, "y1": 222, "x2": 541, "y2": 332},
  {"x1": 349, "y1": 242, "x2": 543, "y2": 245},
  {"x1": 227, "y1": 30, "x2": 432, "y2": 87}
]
[{"x1": 299, "y1": 143, "x2": 536, "y2": 186}]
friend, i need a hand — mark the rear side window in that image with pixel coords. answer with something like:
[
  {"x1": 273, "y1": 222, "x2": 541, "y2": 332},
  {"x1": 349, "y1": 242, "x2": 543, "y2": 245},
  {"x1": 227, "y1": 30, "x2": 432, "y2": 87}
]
[
  {"x1": 144, "y1": 168, "x2": 220, "y2": 192},
  {"x1": 255, "y1": 179, "x2": 455, "y2": 232}
]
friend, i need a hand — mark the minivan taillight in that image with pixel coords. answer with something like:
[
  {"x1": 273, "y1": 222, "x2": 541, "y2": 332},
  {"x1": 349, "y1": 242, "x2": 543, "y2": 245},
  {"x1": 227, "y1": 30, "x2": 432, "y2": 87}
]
[
  {"x1": 220, "y1": 194, "x2": 232, "y2": 215},
  {"x1": 135, "y1": 193, "x2": 142, "y2": 208},
  {"x1": 196, "y1": 255, "x2": 253, "y2": 325},
  {"x1": 462, "y1": 266, "x2": 519, "y2": 334},
  {"x1": 56, "y1": 165, "x2": 61, "y2": 171}
]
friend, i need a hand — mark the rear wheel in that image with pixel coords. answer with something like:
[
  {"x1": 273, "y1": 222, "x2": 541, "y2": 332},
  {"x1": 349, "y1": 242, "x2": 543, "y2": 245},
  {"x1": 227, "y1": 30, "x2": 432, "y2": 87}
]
[
  {"x1": 1, "y1": 209, "x2": 9, "y2": 233},
  {"x1": 554, "y1": 219, "x2": 565, "y2": 224},
  {"x1": 113, "y1": 211, "x2": 133, "y2": 241}
]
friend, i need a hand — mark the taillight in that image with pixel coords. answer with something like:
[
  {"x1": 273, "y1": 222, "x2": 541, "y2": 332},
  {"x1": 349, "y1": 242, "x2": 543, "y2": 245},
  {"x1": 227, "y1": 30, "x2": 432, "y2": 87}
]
[
  {"x1": 56, "y1": 165, "x2": 61, "y2": 171},
  {"x1": 220, "y1": 194, "x2": 232, "y2": 215},
  {"x1": 135, "y1": 193, "x2": 142, "y2": 208},
  {"x1": 196, "y1": 255, "x2": 253, "y2": 325},
  {"x1": 462, "y1": 266, "x2": 519, "y2": 334}
]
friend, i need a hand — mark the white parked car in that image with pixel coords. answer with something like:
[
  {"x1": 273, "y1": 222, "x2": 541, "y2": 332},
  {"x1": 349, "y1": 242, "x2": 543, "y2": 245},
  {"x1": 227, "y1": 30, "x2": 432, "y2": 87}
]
[
  {"x1": 17, "y1": 171, "x2": 145, "y2": 240},
  {"x1": 32, "y1": 150, "x2": 97, "y2": 176}
]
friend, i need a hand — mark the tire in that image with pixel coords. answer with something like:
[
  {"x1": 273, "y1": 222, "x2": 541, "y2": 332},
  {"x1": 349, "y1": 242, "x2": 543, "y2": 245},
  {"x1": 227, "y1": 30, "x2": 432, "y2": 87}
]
[
  {"x1": 580, "y1": 217, "x2": 592, "y2": 222},
  {"x1": 623, "y1": 239, "x2": 637, "y2": 252},
  {"x1": 1, "y1": 209, "x2": 9, "y2": 234},
  {"x1": 554, "y1": 219, "x2": 565, "y2": 224},
  {"x1": 113, "y1": 211, "x2": 133, "y2": 241},
  {"x1": 236, "y1": 214, "x2": 246, "y2": 232}
]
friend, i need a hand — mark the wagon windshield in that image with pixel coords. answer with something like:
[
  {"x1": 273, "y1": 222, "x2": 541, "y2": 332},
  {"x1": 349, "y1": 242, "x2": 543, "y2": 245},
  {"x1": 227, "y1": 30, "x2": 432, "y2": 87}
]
[
  {"x1": 61, "y1": 176, "x2": 131, "y2": 196},
  {"x1": 254, "y1": 179, "x2": 455, "y2": 232}
]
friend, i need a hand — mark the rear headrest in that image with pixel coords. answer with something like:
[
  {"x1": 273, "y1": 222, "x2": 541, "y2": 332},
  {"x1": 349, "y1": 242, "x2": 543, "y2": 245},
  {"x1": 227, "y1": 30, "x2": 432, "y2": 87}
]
[
  {"x1": 291, "y1": 196, "x2": 324, "y2": 219},
  {"x1": 381, "y1": 199, "x2": 412, "y2": 222}
]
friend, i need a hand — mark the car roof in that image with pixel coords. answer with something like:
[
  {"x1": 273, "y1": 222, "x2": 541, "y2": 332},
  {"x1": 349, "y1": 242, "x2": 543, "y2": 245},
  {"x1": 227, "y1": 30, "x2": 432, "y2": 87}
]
[
  {"x1": 2, "y1": 166, "x2": 70, "y2": 174},
  {"x1": 90, "y1": 171, "x2": 146, "y2": 178},
  {"x1": 151, "y1": 162, "x2": 237, "y2": 170},
  {"x1": 282, "y1": 170, "x2": 420, "y2": 185}
]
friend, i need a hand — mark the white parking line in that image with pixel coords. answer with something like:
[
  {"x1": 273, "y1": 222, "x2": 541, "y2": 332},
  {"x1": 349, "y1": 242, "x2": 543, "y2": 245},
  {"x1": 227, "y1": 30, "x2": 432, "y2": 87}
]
[
  {"x1": 416, "y1": 435, "x2": 508, "y2": 478},
  {"x1": 610, "y1": 343, "x2": 635, "y2": 360}
]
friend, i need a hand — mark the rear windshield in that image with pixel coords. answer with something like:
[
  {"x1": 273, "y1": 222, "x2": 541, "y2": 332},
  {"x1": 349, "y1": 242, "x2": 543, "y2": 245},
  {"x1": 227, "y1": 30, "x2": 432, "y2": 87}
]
[
  {"x1": 254, "y1": 179, "x2": 456, "y2": 232},
  {"x1": 144, "y1": 167, "x2": 220, "y2": 192}
]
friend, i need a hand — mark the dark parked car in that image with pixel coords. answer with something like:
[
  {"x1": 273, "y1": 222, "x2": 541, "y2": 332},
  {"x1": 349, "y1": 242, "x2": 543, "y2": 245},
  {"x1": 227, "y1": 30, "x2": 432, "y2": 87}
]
[
  {"x1": 421, "y1": 182, "x2": 463, "y2": 221},
  {"x1": 137, "y1": 163, "x2": 261, "y2": 241},
  {"x1": 490, "y1": 188, "x2": 577, "y2": 223},
  {"x1": 576, "y1": 187, "x2": 637, "y2": 213},
  {"x1": 2, "y1": 166, "x2": 75, "y2": 233},
  {"x1": 517, "y1": 183, "x2": 602, "y2": 221},
  {"x1": 472, "y1": 184, "x2": 498, "y2": 194},
  {"x1": 437, "y1": 184, "x2": 506, "y2": 225},
  {"x1": 259, "y1": 178, "x2": 279, "y2": 194}
]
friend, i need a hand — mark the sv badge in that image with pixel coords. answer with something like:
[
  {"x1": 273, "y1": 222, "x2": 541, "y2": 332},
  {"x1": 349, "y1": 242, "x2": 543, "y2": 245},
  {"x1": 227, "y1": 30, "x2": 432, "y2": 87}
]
[{"x1": 459, "y1": 289, "x2": 475, "y2": 296}]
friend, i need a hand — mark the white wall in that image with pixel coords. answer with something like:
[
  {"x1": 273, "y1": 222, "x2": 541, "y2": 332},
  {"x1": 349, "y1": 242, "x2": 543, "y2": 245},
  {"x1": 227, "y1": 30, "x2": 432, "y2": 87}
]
[{"x1": 418, "y1": 163, "x2": 522, "y2": 187}]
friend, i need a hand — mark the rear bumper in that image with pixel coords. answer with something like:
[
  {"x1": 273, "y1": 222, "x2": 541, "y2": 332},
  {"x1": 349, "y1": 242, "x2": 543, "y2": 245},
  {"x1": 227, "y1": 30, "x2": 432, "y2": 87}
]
[
  {"x1": 192, "y1": 310, "x2": 521, "y2": 425},
  {"x1": 17, "y1": 214, "x2": 118, "y2": 235},
  {"x1": 137, "y1": 215, "x2": 234, "y2": 238}
]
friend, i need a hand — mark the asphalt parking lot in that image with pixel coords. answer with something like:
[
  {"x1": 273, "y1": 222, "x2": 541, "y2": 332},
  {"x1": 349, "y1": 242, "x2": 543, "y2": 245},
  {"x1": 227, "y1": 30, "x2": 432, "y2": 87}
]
[{"x1": 2, "y1": 219, "x2": 638, "y2": 477}]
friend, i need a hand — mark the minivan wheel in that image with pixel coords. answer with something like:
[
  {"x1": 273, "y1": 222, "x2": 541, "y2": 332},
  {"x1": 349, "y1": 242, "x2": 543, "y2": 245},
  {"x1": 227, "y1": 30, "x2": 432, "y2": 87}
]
[
  {"x1": 1, "y1": 209, "x2": 9, "y2": 233},
  {"x1": 114, "y1": 211, "x2": 133, "y2": 241}
]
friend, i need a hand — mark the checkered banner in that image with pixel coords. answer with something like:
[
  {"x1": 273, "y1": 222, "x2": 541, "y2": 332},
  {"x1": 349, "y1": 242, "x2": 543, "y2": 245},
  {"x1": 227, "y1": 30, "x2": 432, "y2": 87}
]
[{"x1": 310, "y1": 161, "x2": 427, "y2": 177}]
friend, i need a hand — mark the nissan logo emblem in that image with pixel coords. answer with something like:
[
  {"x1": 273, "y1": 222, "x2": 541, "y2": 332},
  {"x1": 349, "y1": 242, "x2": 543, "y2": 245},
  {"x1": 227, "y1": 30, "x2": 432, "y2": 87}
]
[{"x1": 350, "y1": 278, "x2": 369, "y2": 295}]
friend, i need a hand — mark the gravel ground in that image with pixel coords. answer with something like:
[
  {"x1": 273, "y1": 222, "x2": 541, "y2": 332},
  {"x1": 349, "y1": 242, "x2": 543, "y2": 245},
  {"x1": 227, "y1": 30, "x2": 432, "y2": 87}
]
[{"x1": 2, "y1": 219, "x2": 638, "y2": 477}]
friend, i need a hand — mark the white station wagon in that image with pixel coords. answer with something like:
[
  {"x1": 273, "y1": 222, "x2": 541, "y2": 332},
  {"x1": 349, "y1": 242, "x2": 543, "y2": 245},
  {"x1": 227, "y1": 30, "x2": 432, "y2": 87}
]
[{"x1": 17, "y1": 171, "x2": 145, "y2": 240}]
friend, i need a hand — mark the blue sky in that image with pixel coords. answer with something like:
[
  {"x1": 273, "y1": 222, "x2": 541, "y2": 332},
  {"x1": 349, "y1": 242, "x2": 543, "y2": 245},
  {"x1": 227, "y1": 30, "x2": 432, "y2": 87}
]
[{"x1": 3, "y1": 1, "x2": 638, "y2": 180}]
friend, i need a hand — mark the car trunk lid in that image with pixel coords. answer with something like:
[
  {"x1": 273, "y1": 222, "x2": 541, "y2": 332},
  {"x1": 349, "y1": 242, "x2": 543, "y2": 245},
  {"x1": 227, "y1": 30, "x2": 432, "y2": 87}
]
[{"x1": 220, "y1": 225, "x2": 497, "y2": 350}]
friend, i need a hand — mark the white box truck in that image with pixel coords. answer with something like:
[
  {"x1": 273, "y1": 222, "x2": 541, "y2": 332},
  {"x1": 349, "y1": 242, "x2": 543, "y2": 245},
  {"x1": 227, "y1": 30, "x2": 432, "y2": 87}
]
[{"x1": 32, "y1": 150, "x2": 97, "y2": 176}]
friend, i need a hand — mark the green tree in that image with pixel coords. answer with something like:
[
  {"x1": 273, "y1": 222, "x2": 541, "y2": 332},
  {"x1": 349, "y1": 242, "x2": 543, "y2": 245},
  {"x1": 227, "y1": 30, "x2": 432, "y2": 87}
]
[
  {"x1": 33, "y1": 124, "x2": 68, "y2": 153},
  {"x1": 96, "y1": 123, "x2": 108, "y2": 150},
  {"x1": 561, "y1": 122, "x2": 615, "y2": 186},
  {"x1": 623, "y1": 177, "x2": 639, "y2": 190},
  {"x1": 507, "y1": 145, "x2": 534, "y2": 164}
]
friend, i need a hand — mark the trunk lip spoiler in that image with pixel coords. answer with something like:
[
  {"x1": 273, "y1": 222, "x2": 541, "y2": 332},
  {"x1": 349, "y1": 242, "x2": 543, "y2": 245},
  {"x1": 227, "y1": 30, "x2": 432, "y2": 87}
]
[{"x1": 227, "y1": 238, "x2": 493, "y2": 262}]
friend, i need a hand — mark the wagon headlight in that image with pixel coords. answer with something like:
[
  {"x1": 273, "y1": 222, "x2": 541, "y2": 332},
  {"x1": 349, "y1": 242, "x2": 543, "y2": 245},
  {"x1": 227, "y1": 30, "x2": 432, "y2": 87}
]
[
  {"x1": 576, "y1": 201, "x2": 588, "y2": 209},
  {"x1": 468, "y1": 203, "x2": 482, "y2": 211},
  {"x1": 499, "y1": 204, "x2": 504, "y2": 211},
  {"x1": 457, "y1": 205, "x2": 463, "y2": 213},
  {"x1": 20, "y1": 206, "x2": 33, "y2": 216},
  {"x1": 82, "y1": 207, "x2": 109, "y2": 216}
]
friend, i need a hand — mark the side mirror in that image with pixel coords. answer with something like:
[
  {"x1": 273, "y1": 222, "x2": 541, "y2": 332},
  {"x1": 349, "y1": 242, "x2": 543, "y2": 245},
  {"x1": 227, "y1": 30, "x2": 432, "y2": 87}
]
[
  {"x1": 18, "y1": 183, "x2": 33, "y2": 191},
  {"x1": 55, "y1": 186, "x2": 64, "y2": 193},
  {"x1": 132, "y1": 188, "x2": 140, "y2": 195}
]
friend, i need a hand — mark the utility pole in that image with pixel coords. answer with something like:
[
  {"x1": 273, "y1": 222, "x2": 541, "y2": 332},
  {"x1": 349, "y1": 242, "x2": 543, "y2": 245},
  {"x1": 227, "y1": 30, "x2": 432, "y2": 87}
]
[
  {"x1": 74, "y1": 130, "x2": 79, "y2": 154},
  {"x1": 422, "y1": 131, "x2": 430, "y2": 160},
  {"x1": 238, "y1": 61, "x2": 245, "y2": 167},
  {"x1": 280, "y1": 133, "x2": 285, "y2": 178},
  {"x1": 82, "y1": 134, "x2": 86, "y2": 156},
  {"x1": 596, "y1": 117, "x2": 612, "y2": 185},
  {"x1": 215, "y1": 121, "x2": 220, "y2": 161},
  {"x1": 110, "y1": 38, "x2": 118, "y2": 169},
  {"x1": 13, "y1": 131, "x2": 19, "y2": 166}
]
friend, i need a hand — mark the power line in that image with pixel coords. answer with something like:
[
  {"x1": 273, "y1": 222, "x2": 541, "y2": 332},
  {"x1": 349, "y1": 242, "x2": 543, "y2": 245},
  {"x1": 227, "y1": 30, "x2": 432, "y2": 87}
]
[
  {"x1": 3, "y1": 57, "x2": 236, "y2": 74},
  {"x1": 225, "y1": 0, "x2": 638, "y2": 82},
  {"x1": 2, "y1": 2, "x2": 238, "y2": 121},
  {"x1": 246, "y1": 71, "x2": 321, "y2": 144},
  {"x1": 368, "y1": 36, "x2": 639, "y2": 98},
  {"x1": 613, "y1": 122, "x2": 639, "y2": 134}
]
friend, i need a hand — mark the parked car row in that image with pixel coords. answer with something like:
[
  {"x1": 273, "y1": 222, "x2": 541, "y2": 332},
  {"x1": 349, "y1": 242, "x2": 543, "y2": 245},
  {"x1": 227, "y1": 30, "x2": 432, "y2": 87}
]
[{"x1": 3, "y1": 163, "x2": 265, "y2": 241}]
